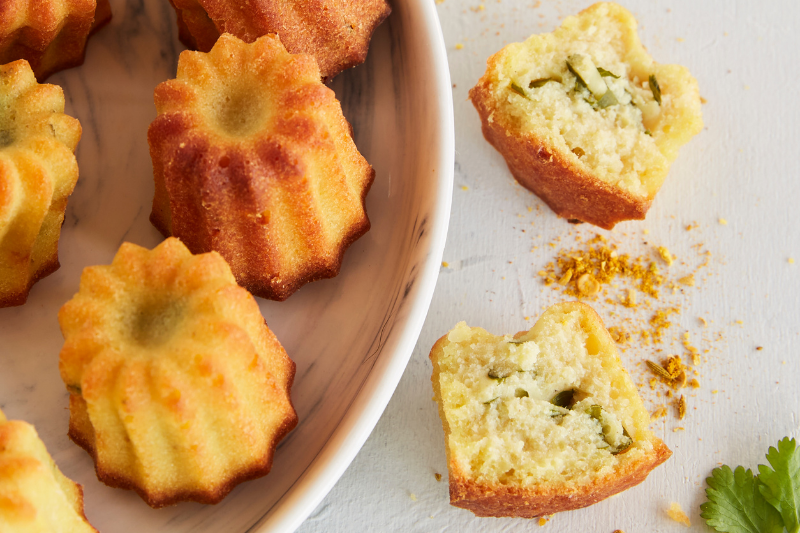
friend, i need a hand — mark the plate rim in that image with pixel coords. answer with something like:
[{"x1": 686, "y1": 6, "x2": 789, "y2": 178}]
[{"x1": 250, "y1": 1, "x2": 455, "y2": 531}]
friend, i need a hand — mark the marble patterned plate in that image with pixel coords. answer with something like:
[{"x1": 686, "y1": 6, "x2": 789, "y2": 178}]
[{"x1": 0, "y1": 0, "x2": 453, "y2": 531}]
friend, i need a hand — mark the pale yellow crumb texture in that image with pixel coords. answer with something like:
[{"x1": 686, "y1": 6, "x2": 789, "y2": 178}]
[
  {"x1": 434, "y1": 306, "x2": 659, "y2": 492},
  {"x1": 474, "y1": 2, "x2": 703, "y2": 200},
  {"x1": 666, "y1": 502, "x2": 691, "y2": 526}
]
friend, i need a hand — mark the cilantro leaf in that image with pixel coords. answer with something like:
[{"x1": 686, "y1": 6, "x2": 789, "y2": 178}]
[
  {"x1": 700, "y1": 465, "x2": 783, "y2": 533},
  {"x1": 758, "y1": 438, "x2": 800, "y2": 533}
]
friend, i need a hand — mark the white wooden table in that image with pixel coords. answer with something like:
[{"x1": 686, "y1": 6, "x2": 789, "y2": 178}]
[{"x1": 297, "y1": 1, "x2": 800, "y2": 531}]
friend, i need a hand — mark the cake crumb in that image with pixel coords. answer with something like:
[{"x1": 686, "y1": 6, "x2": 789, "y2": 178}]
[
  {"x1": 646, "y1": 356, "x2": 687, "y2": 389},
  {"x1": 577, "y1": 273, "x2": 601, "y2": 296},
  {"x1": 666, "y1": 502, "x2": 691, "y2": 526},
  {"x1": 682, "y1": 333, "x2": 701, "y2": 365},
  {"x1": 442, "y1": 261, "x2": 449, "y2": 267},
  {"x1": 410, "y1": 493, "x2": 417, "y2": 501},
  {"x1": 455, "y1": 43, "x2": 464, "y2": 50},
  {"x1": 718, "y1": 218, "x2": 728, "y2": 225},
  {"x1": 756, "y1": 346, "x2": 763, "y2": 351},
  {"x1": 538, "y1": 516, "x2": 551, "y2": 526},
  {"x1": 657, "y1": 246, "x2": 674, "y2": 266},
  {"x1": 675, "y1": 395, "x2": 686, "y2": 419},
  {"x1": 608, "y1": 326, "x2": 630, "y2": 344},
  {"x1": 698, "y1": 317, "x2": 707, "y2": 327},
  {"x1": 789, "y1": 258, "x2": 795, "y2": 264},
  {"x1": 435, "y1": 473, "x2": 442, "y2": 482},
  {"x1": 461, "y1": 185, "x2": 469, "y2": 191},
  {"x1": 652, "y1": 406, "x2": 668, "y2": 419},
  {"x1": 678, "y1": 274, "x2": 695, "y2": 286}
]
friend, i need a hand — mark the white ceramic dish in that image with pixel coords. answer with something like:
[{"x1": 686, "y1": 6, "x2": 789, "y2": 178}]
[{"x1": 0, "y1": 0, "x2": 453, "y2": 531}]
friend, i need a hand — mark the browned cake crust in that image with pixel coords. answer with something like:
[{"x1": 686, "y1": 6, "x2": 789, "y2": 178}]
[
  {"x1": 1, "y1": 59, "x2": 82, "y2": 307},
  {"x1": 468, "y1": 3, "x2": 702, "y2": 230},
  {"x1": 446, "y1": 439, "x2": 671, "y2": 517},
  {"x1": 0, "y1": 410, "x2": 98, "y2": 532},
  {"x1": 0, "y1": 255, "x2": 59, "y2": 307},
  {"x1": 430, "y1": 302, "x2": 672, "y2": 518},
  {"x1": 59, "y1": 238, "x2": 299, "y2": 508},
  {"x1": 167, "y1": 0, "x2": 391, "y2": 81},
  {"x1": 67, "y1": 384, "x2": 298, "y2": 508},
  {"x1": 149, "y1": 34, "x2": 374, "y2": 301},
  {"x1": 469, "y1": 88, "x2": 648, "y2": 230},
  {"x1": 0, "y1": 0, "x2": 111, "y2": 81}
]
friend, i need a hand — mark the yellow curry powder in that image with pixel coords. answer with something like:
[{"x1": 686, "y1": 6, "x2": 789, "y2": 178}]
[{"x1": 538, "y1": 232, "x2": 715, "y2": 422}]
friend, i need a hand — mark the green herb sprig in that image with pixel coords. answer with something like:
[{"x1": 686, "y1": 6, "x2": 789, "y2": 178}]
[{"x1": 701, "y1": 437, "x2": 800, "y2": 533}]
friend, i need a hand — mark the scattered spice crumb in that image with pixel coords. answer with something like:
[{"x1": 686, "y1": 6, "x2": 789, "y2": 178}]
[
  {"x1": 649, "y1": 308, "x2": 679, "y2": 343},
  {"x1": 646, "y1": 356, "x2": 687, "y2": 389},
  {"x1": 434, "y1": 473, "x2": 442, "y2": 482},
  {"x1": 756, "y1": 346, "x2": 763, "y2": 351},
  {"x1": 657, "y1": 246, "x2": 675, "y2": 266},
  {"x1": 652, "y1": 406, "x2": 668, "y2": 419},
  {"x1": 537, "y1": 231, "x2": 716, "y2": 421},
  {"x1": 675, "y1": 395, "x2": 686, "y2": 419},
  {"x1": 682, "y1": 332, "x2": 701, "y2": 364},
  {"x1": 608, "y1": 326, "x2": 630, "y2": 344},
  {"x1": 666, "y1": 502, "x2": 691, "y2": 526},
  {"x1": 577, "y1": 273, "x2": 600, "y2": 296}
]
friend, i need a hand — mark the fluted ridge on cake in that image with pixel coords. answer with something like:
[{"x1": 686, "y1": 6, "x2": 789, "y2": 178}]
[
  {"x1": 148, "y1": 34, "x2": 374, "y2": 301},
  {"x1": 0, "y1": 59, "x2": 81, "y2": 307},
  {"x1": 167, "y1": 0, "x2": 390, "y2": 81},
  {"x1": 0, "y1": 409, "x2": 98, "y2": 532},
  {"x1": 58, "y1": 238, "x2": 298, "y2": 508},
  {"x1": 0, "y1": 0, "x2": 112, "y2": 81}
]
